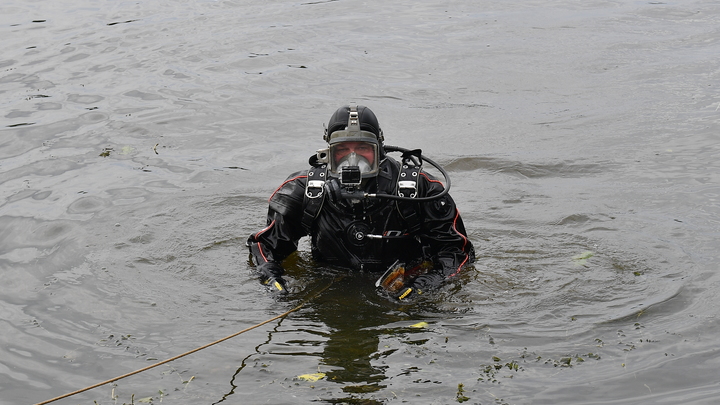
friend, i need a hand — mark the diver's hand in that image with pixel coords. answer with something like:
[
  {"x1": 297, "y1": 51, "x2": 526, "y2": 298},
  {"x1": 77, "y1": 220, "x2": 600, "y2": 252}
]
[
  {"x1": 395, "y1": 273, "x2": 444, "y2": 300},
  {"x1": 257, "y1": 263, "x2": 288, "y2": 294},
  {"x1": 262, "y1": 276, "x2": 288, "y2": 294}
]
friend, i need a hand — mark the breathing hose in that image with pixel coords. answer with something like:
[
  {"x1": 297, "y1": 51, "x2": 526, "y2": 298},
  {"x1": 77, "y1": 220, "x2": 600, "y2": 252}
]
[{"x1": 367, "y1": 145, "x2": 452, "y2": 202}]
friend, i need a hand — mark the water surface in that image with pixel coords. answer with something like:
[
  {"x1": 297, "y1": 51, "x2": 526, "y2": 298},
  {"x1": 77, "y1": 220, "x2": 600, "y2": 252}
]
[{"x1": 2, "y1": 1, "x2": 720, "y2": 404}]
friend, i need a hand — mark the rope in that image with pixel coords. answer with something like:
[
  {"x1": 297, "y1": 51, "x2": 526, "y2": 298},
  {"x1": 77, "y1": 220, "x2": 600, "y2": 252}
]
[{"x1": 35, "y1": 279, "x2": 336, "y2": 405}]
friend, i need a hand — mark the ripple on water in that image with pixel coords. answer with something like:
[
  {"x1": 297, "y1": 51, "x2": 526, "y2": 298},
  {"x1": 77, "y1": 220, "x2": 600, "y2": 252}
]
[
  {"x1": 67, "y1": 196, "x2": 108, "y2": 214},
  {"x1": 441, "y1": 225, "x2": 683, "y2": 338},
  {"x1": 444, "y1": 156, "x2": 608, "y2": 178},
  {"x1": 67, "y1": 94, "x2": 104, "y2": 104},
  {"x1": 106, "y1": 187, "x2": 149, "y2": 206},
  {"x1": 78, "y1": 111, "x2": 109, "y2": 123},
  {"x1": 36, "y1": 102, "x2": 63, "y2": 111},
  {"x1": 0, "y1": 215, "x2": 87, "y2": 304},
  {"x1": 0, "y1": 216, "x2": 78, "y2": 250}
]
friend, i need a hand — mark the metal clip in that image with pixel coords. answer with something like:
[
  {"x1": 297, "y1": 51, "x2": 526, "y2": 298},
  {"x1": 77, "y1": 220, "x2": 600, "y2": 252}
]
[
  {"x1": 305, "y1": 180, "x2": 325, "y2": 198},
  {"x1": 398, "y1": 180, "x2": 417, "y2": 198}
]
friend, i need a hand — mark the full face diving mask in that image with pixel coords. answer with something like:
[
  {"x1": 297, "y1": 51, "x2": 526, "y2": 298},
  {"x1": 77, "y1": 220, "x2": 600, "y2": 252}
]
[{"x1": 317, "y1": 106, "x2": 381, "y2": 184}]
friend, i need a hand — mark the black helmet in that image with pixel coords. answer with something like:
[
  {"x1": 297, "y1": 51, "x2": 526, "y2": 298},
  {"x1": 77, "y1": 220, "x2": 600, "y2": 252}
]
[{"x1": 324, "y1": 104, "x2": 384, "y2": 144}]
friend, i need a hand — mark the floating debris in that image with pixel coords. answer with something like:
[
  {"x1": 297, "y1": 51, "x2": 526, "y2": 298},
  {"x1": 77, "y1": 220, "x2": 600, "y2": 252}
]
[
  {"x1": 456, "y1": 383, "x2": 470, "y2": 403},
  {"x1": 297, "y1": 373, "x2": 325, "y2": 382},
  {"x1": 572, "y1": 251, "x2": 594, "y2": 266},
  {"x1": 107, "y1": 19, "x2": 139, "y2": 26}
]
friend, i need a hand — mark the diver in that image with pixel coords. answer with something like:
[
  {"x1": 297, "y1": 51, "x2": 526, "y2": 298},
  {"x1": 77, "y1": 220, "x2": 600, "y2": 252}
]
[{"x1": 246, "y1": 104, "x2": 475, "y2": 300}]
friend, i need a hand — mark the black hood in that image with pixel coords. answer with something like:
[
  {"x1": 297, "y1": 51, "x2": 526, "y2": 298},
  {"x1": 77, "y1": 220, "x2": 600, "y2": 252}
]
[{"x1": 327, "y1": 105, "x2": 382, "y2": 139}]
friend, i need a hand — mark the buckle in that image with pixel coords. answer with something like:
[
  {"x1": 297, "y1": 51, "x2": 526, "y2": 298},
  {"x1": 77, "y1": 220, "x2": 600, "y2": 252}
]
[
  {"x1": 398, "y1": 180, "x2": 417, "y2": 198},
  {"x1": 305, "y1": 180, "x2": 325, "y2": 198}
]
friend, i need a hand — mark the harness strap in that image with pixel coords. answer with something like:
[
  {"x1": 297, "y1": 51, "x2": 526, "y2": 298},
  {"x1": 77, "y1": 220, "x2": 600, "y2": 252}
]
[
  {"x1": 397, "y1": 150, "x2": 423, "y2": 234},
  {"x1": 301, "y1": 155, "x2": 424, "y2": 235},
  {"x1": 301, "y1": 165, "x2": 327, "y2": 234}
]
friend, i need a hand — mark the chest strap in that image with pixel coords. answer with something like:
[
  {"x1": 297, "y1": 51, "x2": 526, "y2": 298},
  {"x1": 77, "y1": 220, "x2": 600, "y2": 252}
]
[{"x1": 301, "y1": 165, "x2": 327, "y2": 234}]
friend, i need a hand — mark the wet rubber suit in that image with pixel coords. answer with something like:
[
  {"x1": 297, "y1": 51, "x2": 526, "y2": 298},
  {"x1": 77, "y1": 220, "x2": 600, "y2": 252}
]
[{"x1": 246, "y1": 154, "x2": 475, "y2": 298}]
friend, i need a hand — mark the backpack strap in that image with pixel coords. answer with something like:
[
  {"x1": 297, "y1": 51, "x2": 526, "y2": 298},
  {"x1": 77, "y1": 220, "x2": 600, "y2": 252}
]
[
  {"x1": 301, "y1": 164, "x2": 327, "y2": 234},
  {"x1": 396, "y1": 150, "x2": 423, "y2": 234}
]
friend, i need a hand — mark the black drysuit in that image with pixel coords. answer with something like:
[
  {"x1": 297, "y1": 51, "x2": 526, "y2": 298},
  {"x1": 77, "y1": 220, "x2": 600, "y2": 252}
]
[{"x1": 247, "y1": 156, "x2": 475, "y2": 288}]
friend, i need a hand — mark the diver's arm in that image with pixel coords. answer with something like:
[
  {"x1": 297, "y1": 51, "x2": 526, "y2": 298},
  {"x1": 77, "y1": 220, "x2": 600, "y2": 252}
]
[
  {"x1": 419, "y1": 173, "x2": 474, "y2": 276},
  {"x1": 246, "y1": 172, "x2": 308, "y2": 293},
  {"x1": 396, "y1": 173, "x2": 475, "y2": 299}
]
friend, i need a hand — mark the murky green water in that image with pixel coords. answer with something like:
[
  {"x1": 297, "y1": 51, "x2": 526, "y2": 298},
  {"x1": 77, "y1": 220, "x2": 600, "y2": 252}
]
[{"x1": 2, "y1": 0, "x2": 720, "y2": 404}]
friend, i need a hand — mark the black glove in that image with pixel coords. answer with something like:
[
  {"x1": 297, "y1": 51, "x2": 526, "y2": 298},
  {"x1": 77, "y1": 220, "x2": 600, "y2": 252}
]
[
  {"x1": 395, "y1": 273, "x2": 444, "y2": 300},
  {"x1": 257, "y1": 262, "x2": 288, "y2": 294}
]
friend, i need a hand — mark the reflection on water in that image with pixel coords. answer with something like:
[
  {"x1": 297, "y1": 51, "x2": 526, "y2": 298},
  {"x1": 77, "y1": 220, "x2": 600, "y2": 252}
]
[
  {"x1": 210, "y1": 270, "x2": 449, "y2": 404},
  {"x1": 3, "y1": 0, "x2": 720, "y2": 404}
]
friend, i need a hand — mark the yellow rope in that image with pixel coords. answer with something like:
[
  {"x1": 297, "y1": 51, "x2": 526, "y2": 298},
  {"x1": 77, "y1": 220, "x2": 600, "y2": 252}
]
[{"x1": 35, "y1": 278, "x2": 336, "y2": 405}]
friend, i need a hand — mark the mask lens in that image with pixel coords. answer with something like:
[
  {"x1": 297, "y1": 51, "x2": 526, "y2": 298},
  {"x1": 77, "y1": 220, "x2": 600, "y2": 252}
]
[{"x1": 330, "y1": 141, "x2": 378, "y2": 177}]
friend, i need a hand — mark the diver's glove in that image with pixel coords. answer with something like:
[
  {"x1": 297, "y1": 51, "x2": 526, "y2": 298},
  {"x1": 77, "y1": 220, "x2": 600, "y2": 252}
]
[
  {"x1": 395, "y1": 273, "x2": 444, "y2": 300},
  {"x1": 257, "y1": 262, "x2": 288, "y2": 294}
]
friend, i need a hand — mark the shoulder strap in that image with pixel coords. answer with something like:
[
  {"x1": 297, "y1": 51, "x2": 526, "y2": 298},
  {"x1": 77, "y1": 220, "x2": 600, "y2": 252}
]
[
  {"x1": 301, "y1": 164, "x2": 327, "y2": 234},
  {"x1": 396, "y1": 150, "x2": 423, "y2": 233}
]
